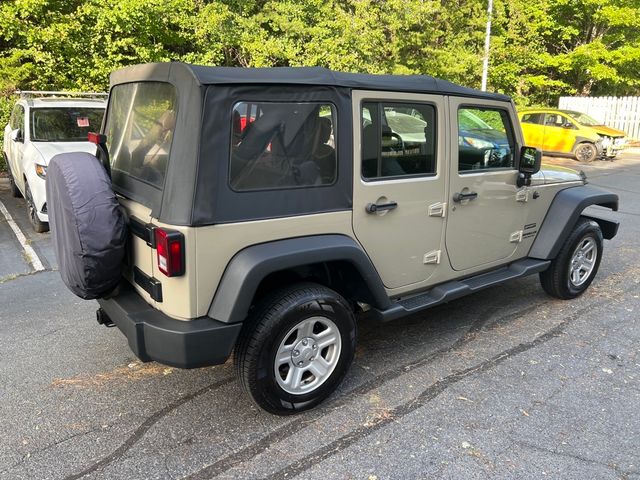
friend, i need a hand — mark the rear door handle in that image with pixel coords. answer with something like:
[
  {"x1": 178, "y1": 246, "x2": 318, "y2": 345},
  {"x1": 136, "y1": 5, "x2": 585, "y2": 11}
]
[
  {"x1": 366, "y1": 201, "x2": 398, "y2": 214},
  {"x1": 452, "y1": 191, "x2": 478, "y2": 202}
]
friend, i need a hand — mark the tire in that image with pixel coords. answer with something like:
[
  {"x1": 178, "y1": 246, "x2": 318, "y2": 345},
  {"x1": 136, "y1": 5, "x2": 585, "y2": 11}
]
[
  {"x1": 3, "y1": 155, "x2": 22, "y2": 198},
  {"x1": 234, "y1": 282, "x2": 357, "y2": 415},
  {"x1": 8, "y1": 168, "x2": 22, "y2": 198},
  {"x1": 25, "y1": 181, "x2": 49, "y2": 233},
  {"x1": 539, "y1": 218, "x2": 603, "y2": 299},
  {"x1": 573, "y1": 142, "x2": 598, "y2": 163}
]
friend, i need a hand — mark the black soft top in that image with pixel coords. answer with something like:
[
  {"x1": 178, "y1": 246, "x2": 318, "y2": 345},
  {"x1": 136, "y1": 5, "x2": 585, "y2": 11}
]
[
  {"x1": 110, "y1": 62, "x2": 510, "y2": 101},
  {"x1": 107, "y1": 62, "x2": 513, "y2": 226}
]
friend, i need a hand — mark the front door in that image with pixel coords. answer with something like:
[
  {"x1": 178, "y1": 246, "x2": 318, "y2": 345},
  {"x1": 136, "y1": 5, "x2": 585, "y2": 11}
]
[
  {"x1": 446, "y1": 98, "x2": 526, "y2": 272},
  {"x1": 352, "y1": 91, "x2": 447, "y2": 289}
]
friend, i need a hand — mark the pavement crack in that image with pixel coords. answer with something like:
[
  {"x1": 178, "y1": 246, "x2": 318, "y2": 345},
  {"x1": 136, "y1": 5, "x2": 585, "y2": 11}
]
[
  {"x1": 0, "y1": 268, "x2": 53, "y2": 284},
  {"x1": 260, "y1": 301, "x2": 605, "y2": 480},
  {"x1": 63, "y1": 376, "x2": 234, "y2": 480},
  {"x1": 515, "y1": 440, "x2": 634, "y2": 478},
  {"x1": 181, "y1": 301, "x2": 548, "y2": 480}
]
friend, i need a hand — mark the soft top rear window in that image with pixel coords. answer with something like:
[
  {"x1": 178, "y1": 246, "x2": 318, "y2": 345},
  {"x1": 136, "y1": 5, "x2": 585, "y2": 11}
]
[{"x1": 106, "y1": 82, "x2": 177, "y2": 189}]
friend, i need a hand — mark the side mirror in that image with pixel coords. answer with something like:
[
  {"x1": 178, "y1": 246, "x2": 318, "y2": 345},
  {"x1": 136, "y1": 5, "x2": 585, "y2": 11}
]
[
  {"x1": 562, "y1": 122, "x2": 574, "y2": 129},
  {"x1": 517, "y1": 146, "x2": 542, "y2": 187},
  {"x1": 11, "y1": 128, "x2": 23, "y2": 143}
]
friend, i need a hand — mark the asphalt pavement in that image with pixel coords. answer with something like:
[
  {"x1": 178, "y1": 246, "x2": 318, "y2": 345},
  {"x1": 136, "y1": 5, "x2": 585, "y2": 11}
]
[{"x1": 0, "y1": 151, "x2": 639, "y2": 480}]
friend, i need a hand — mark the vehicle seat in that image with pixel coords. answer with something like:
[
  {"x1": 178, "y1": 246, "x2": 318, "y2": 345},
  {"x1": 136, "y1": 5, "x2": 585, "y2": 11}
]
[
  {"x1": 313, "y1": 117, "x2": 335, "y2": 182},
  {"x1": 362, "y1": 124, "x2": 378, "y2": 177}
]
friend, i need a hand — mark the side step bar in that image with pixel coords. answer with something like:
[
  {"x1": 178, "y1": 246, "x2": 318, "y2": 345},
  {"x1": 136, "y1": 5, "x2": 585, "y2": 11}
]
[{"x1": 371, "y1": 258, "x2": 550, "y2": 323}]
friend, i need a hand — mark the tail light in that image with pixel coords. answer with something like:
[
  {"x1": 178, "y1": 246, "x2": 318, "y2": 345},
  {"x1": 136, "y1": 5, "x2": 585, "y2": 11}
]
[{"x1": 154, "y1": 228, "x2": 185, "y2": 277}]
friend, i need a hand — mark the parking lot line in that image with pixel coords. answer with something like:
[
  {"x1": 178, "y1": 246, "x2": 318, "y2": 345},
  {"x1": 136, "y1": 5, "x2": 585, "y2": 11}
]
[{"x1": 0, "y1": 199, "x2": 45, "y2": 272}]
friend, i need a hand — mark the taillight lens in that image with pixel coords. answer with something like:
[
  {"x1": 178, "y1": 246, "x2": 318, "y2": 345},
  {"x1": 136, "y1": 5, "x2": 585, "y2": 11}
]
[{"x1": 154, "y1": 228, "x2": 185, "y2": 277}]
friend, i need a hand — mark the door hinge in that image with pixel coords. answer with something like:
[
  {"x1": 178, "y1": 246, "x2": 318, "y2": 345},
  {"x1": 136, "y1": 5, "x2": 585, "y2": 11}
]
[
  {"x1": 516, "y1": 189, "x2": 528, "y2": 203},
  {"x1": 423, "y1": 249, "x2": 441, "y2": 264},
  {"x1": 510, "y1": 230, "x2": 523, "y2": 243},
  {"x1": 428, "y1": 202, "x2": 446, "y2": 217}
]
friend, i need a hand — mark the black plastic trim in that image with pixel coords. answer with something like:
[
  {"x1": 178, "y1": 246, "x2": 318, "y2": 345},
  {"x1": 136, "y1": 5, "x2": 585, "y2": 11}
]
[
  {"x1": 129, "y1": 216, "x2": 157, "y2": 248},
  {"x1": 208, "y1": 234, "x2": 390, "y2": 324},
  {"x1": 133, "y1": 267, "x2": 163, "y2": 302},
  {"x1": 582, "y1": 214, "x2": 619, "y2": 240},
  {"x1": 372, "y1": 258, "x2": 550, "y2": 323},
  {"x1": 97, "y1": 282, "x2": 242, "y2": 368},
  {"x1": 529, "y1": 185, "x2": 619, "y2": 260}
]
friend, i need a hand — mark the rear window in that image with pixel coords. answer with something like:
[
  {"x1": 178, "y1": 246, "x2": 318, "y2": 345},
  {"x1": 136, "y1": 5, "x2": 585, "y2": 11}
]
[
  {"x1": 30, "y1": 108, "x2": 104, "y2": 142},
  {"x1": 230, "y1": 102, "x2": 337, "y2": 191},
  {"x1": 105, "y1": 82, "x2": 177, "y2": 189}
]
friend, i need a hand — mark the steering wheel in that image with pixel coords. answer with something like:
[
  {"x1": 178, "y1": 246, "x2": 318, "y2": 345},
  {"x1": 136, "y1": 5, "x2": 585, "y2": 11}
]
[{"x1": 389, "y1": 132, "x2": 405, "y2": 155}]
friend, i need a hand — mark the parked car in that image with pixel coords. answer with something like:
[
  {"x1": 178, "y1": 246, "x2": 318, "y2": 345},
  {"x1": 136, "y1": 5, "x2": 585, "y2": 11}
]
[
  {"x1": 2, "y1": 92, "x2": 106, "y2": 232},
  {"x1": 518, "y1": 108, "x2": 626, "y2": 162},
  {"x1": 47, "y1": 64, "x2": 619, "y2": 414}
]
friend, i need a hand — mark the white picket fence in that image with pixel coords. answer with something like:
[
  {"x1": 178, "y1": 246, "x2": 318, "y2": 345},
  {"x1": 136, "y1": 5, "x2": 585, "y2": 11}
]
[{"x1": 558, "y1": 96, "x2": 640, "y2": 140}]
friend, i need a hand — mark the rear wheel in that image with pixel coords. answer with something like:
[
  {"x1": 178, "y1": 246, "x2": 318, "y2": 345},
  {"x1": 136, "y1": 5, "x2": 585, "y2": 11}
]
[
  {"x1": 25, "y1": 181, "x2": 48, "y2": 233},
  {"x1": 573, "y1": 142, "x2": 598, "y2": 163},
  {"x1": 235, "y1": 283, "x2": 356, "y2": 415},
  {"x1": 5, "y1": 158, "x2": 22, "y2": 198},
  {"x1": 539, "y1": 218, "x2": 603, "y2": 299}
]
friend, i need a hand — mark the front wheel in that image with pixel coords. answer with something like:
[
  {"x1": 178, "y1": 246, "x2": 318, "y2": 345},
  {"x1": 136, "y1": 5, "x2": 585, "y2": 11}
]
[
  {"x1": 539, "y1": 218, "x2": 603, "y2": 299},
  {"x1": 573, "y1": 142, "x2": 598, "y2": 162},
  {"x1": 234, "y1": 283, "x2": 356, "y2": 415}
]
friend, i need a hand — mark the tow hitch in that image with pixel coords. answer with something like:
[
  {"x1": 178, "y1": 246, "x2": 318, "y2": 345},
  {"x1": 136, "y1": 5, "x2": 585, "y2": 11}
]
[{"x1": 96, "y1": 308, "x2": 116, "y2": 327}]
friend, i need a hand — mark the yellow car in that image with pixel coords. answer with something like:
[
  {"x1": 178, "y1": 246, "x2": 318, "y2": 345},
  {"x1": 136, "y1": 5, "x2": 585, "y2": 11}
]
[{"x1": 519, "y1": 108, "x2": 626, "y2": 162}]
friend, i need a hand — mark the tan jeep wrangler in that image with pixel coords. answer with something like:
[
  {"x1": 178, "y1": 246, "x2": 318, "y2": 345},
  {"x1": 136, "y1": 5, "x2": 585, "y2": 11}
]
[{"x1": 47, "y1": 63, "x2": 619, "y2": 414}]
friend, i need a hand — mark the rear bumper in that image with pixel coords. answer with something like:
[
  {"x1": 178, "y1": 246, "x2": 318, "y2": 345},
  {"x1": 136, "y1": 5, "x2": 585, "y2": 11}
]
[{"x1": 97, "y1": 282, "x2": 242, "y2": 368}]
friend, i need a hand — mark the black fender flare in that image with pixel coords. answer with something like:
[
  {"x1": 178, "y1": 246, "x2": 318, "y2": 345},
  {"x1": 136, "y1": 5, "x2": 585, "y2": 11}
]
[
  {"x1": 207, "y1": 234, "x2": 391, "y2": 324},
  {"x1": 529, "y1": 185, "x2": 619, "y2": 260}
]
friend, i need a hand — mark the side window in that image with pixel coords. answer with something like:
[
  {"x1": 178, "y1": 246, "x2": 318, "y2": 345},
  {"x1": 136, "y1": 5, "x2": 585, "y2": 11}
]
[
  {"x1": 230, "y1": 102, "x2": 336, "y2": 191},
  {"x1": 361, "y1": 102, "x2": 436, "y2": 180},
  {"x1": 544, "y1": 113, "x2": 574, "y2": 128},
  {"x1": 458, "y1": 107, "x2": 515, "y2": 172},
  {"x1": 521, "y1": 113, "x2": 543, "y2": 124}
]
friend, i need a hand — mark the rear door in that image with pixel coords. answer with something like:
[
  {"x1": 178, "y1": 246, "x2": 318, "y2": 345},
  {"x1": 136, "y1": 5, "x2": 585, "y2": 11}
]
[
  {"x1": 520, "y1": 112, "x2": 545, "y2": 149},
  {"x1": 352, "y1": 91, "x2": 447, "y2": 289},
  {"x1": 446, "y1": 98, "x2": 527, "y2": 271},
  {"x1": 104, "y1": 82, "x2": 179, "y2": 305},
  {"x1": 542, "y1": 113, "x2": 576, "y2": 153}
]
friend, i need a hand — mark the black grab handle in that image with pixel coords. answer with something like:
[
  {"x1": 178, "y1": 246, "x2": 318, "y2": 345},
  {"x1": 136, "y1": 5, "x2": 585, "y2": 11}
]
[
  {"x1": 452, "y1": 191, "x2": 478, "y2": 202},
  {"x1": 365, "y1": 201, "x2": 398, "y2": 214}
]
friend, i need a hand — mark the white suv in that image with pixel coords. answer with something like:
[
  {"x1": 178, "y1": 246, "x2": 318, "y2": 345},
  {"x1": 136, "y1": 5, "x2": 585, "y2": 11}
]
[{"x1": 3, "y1": 92, "x2": 106, "y2": 232}]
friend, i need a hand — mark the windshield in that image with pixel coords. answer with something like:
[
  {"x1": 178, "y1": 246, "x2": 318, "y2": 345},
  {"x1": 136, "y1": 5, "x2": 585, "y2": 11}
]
[
  {"x1": 567, "y1": 111, "x2": 602, "y2": 126},
  {"x1": 30, "y1": 108, "x2": 104, "y2": 142}
]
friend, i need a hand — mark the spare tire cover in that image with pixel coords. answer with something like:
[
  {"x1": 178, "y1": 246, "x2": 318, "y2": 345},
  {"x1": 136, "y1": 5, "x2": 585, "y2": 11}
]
[{"x1": 46, "y1": 152, "x2": 126, "y2": 299}]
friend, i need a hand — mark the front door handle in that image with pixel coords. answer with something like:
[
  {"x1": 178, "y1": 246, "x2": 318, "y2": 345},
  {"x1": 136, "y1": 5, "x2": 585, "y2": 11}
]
[
  {"x1": 365, "y1": 201, "x2": 398, "y2": 214},
  {"x1": 452, "y1": 191, "x2": 478, "y2": 203}
]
